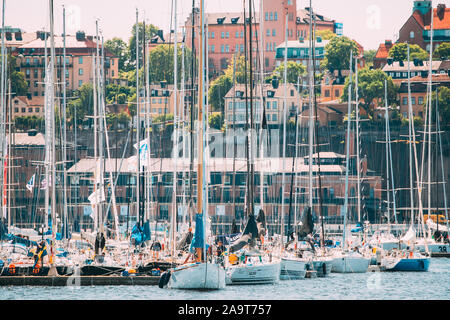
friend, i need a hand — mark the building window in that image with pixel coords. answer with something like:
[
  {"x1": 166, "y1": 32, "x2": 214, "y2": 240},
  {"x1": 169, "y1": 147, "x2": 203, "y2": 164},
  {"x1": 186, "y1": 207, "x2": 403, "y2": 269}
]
[
  {"x1": 402, "y1": 97, "x2": 408, "y2": 105},
  {"x1": 236, "y1": 31, "x2": 239, "y2": 38},
  {"x1": 28, "y1": 107, "x2": 33, "y2": 112},
  {"x1": 240, "y1": 31, "x2": 244, "y2": 38},
  {"x1": 418, "y1": 96, "x2": 424, "y2": 105},
  {"x1": 221, "y1": 45, "x2": 224, "y2": 53},
  {"x1": 34, "y1": 81, "x2": 38, "y2": 88},
  {"x1": 272, "y1": 114, "x2": 277, "y2": 121},
  {"x1": 335, "y1": 89, "x2": 340, "y2": 97},
  {"x1": 226, "y1": 45, "x2": 229, "y2": 53},
  {"x1": 22, "y1": 108, "x2": 26, "y2": 113},
  {"x1": 410, "y1": 31, "x2": 415, "y2": 38},
  {"x1": 33, "y1": 92, "x2": 38, "y2": 96},
  {"x1": 266, "y1": 29, "x2": 270, "y2": 37},
  {"x1": 112, "y1": 70, "x2": 115, "y2": 77},
  {"x1": 14, "y1": 108, "x2": 18, "y2": 113},
  {"x1": 79, "y1": 80, "x2": 83, "y2": 87},
  {"x1": 79, "y1": 68, "x2": 83, "y2": 75},
  {"x1": 411, "y1": 97, "x2": 416, "y2": 105},
  {"x1": 78, "y1": 57, "x2": 83, "y2": 64},
  {"x1": 325, "y1": 89, "x2": 330, "y2": 97},
  {"x1": 270, "y1": 12, "x2": 273, "y2": 21},
  {"x1": 211, "y1": 45, "x2": 215, "y2": 52},
  {"x1": 25, "y1": 70, "x2": 30, "y2": 78},
  {"x1": 290, "y1": 89, "x2": 294, "y2": 96},
  {"x1": 221, "y1": 32, "x2": 225, "y2": 39},
  {"x1": 289, "y1": 13, "x2": 293, "y2": 21},
  {"x1": 272, "y1": 29, "x2": 276, "y2": 37},
  {"x1": 226, "y1": 32, "x2": 229, "y2": 38},
  {"x1": 240, "y1": 44, "x2": 244, "y2": 52},
  {"x1": 273, "y1": 101, "x2": 278, "y2": 109},
  {"x1": 274, "y1": 12, "x2": 278, "y2": 21},
  {"x1": 265, "y1": 12, "x2": 268, "y2": 21},
  {"x1": 267, "y1": 101, "x2": 271, "y2": 109},
  {"x1": 35, "y1": 108, "x2": 39, "y2": 112}
]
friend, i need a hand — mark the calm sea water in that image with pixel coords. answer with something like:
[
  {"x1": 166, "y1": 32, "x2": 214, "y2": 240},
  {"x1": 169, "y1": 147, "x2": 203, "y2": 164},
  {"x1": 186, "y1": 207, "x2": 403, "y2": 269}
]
[{"x1": 1, "y1": 259, "x2": 449, "y2": 300}]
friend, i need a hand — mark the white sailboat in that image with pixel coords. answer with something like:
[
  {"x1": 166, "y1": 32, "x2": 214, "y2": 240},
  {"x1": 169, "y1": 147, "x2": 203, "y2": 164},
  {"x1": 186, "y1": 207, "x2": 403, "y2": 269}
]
[
  {"x1": 381, "y1": 44, "x2": 430, "y2": 272},
  {"x1": 162, "y1": 0, "x2": 225, "y2": 289},
  {"x1": 331, "y1": 51, "x2": 369, "y2": 273}
]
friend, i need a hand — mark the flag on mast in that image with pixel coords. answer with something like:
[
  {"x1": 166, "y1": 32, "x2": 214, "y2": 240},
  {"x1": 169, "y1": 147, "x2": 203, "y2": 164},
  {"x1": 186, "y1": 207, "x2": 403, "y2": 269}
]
[{"x1": 26, "y1": 174, "x2": 36, "y2": 192}]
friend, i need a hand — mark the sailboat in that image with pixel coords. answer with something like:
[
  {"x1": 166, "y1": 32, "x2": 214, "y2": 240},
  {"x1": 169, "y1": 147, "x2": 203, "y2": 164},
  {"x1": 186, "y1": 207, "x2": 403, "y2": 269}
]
[
  {"x1": 330, "y1": 51, "x2": 369, "y2": 273},
  {"x1": 369, "y1": 80, "x2": 399, "y2": 252},
  {"x1": 224, "y1": 0, "x2": 280, "y2": 286},
  {"x1": 277, "y1": 13, "x2": 307, "y2": 280},
  {"x1": 380, "y1": 44, "x2": 430, "y2": 272},
  {"x1": 161, "y1": 0, "x2": 226, "y2": 290}
]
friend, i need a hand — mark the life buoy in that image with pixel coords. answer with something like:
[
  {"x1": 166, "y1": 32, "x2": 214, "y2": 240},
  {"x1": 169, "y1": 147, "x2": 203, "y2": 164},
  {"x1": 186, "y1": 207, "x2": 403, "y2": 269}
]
[
  {"x1": 158, "y1": 271, "x2": 171, "y2": 288},
  {"x1": 9, "y1": 264, "x2": 16, "y2": 275},
  {"x1": 33, "y1": 264, "x2": 40, "y2": 274}
]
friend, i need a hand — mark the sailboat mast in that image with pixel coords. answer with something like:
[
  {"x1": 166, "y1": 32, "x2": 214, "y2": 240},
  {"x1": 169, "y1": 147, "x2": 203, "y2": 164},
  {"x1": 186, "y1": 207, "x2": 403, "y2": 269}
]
[
  {"x1": 171, "y1": 0, "x2": 179, "y2": 259},
  {"x1": 62, "y1": 5, "x2": 68, "y2": 240},
  {"x1": 135, "y1": 9, "x2": 141, "y2": 228},
  {"x1": 384, "y1": 80, "x2": 391, "y2": 230},
  {"x1": 258, "y1": 0, "x2": 265, "y2": 214},
  {"x1": 281, "y1": 12, "x2": 288, "y2": 245},
  {"x1": 49, "y1": 0, "x2": 57, "y2": 264},
  {"x1": 248, "y1": 0, "x2": 255, "y2": 218},
  {"x1": 343, "y1": 50, "x2": 353, "y2": 252},
  {"x1": 307, "y1": 0, "x2": 314, "y2": 210},
  {"x1": 0, "y1": 0, "x2": 6, "y2": 226},
  {"x1": 355, "y1": 57, "x2": 361, "y2": 223}
]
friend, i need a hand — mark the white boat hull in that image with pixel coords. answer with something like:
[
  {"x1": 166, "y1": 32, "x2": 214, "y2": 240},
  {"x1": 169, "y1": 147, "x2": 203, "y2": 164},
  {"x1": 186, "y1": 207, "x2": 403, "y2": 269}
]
[
  {"x1": 280, "y1": 258, "x2": 307, "y2": 280},
  {"x1": 167, "y1": 262, "x2": 226, "y2": 290},
  {"x1": 331, "y1": 255, "x2": 370, "y2": 273},
  {"x1": 226, "y1": 262, "x2": 280, "y2": 285}
]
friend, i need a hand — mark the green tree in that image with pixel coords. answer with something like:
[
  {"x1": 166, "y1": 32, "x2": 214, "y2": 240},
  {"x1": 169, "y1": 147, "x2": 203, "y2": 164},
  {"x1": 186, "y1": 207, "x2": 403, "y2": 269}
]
[
  {"x1": 271, "y1": 61, "x2": 306, "y2": 84},
  {"x1": 322, "y1": 36, "x2": 360, "y2": 76},
  {"x1": 4, "y1": 54, "x2": 28, "y2": 96},
  {"x1": 363, "y1": 49, "x2": 377, "y2": 67},
  {"x1": 67, "y1": 83, "x2": 94, "y2": 126},
  {"x1": 208, "y1": 55, "x2": 248, "y2": 112},
  {"x1": 315, "y1": 29, "x2": 336, "y2": 40},
  {"x1": 427, "y1": 86, "x2": 450, "y2": 128},
  {"x1": 128, "y1": 22, "x2": 159, "y2": 69},
  {"x1": 105, "y1": 37, "x2": 129, "y2": 72},
  {"x1": 208, "y1": 112, "x2": 224, "y2": 130},
  {"x1": 388, "y1": 43, "x2": 429, "y2": 62},
  {"x1": 433, "y1": 42, "x2": 450, "y2": 60},
  {"x1": 341, "y1": 68, "x2": 397, "y2": 117}
]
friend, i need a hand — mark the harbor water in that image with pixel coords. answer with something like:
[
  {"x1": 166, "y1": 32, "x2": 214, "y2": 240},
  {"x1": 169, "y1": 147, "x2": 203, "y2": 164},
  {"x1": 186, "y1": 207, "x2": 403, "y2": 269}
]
[{"x1": 1, "y1": 258, "x2": 448, "y2": 300}]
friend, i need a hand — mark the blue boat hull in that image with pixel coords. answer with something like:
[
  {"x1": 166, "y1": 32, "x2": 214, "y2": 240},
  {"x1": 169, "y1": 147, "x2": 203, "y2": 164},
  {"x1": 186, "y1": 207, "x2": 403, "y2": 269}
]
[{"x1": 388, "y1": 258, "x2": 430, "y2": 272}]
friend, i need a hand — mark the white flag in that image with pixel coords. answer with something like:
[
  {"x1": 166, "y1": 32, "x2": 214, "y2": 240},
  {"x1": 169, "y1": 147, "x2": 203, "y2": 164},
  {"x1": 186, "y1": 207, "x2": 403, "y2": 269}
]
[
  {"x1": 88, "y1": 187, "x2": 106, "y2": 205},
  {"x1": 133, "y1": 139, "x2": 149, "y2": 163},
  {"x1": 26, "y1": 174, "x2": 36, "y2": 192}
]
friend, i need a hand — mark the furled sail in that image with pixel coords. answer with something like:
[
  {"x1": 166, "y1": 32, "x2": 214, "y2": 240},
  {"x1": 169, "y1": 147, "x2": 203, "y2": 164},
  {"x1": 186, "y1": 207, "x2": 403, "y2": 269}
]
[
  {"x1": 229, "y1": 214, "x2": 259, "y2": 252},
  {"x1": 298, "y1": 206, "x2": 314, "y2": 239}
]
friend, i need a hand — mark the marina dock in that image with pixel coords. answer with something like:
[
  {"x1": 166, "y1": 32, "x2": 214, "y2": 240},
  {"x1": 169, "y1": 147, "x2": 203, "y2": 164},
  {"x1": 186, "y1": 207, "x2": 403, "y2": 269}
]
[{"x1": 0, "y1": 275, "x2": 161, "y2": 286}]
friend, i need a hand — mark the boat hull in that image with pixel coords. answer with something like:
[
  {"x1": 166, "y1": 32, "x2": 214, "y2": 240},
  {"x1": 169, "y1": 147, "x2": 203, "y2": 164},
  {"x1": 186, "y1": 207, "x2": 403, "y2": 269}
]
[
  {"x1": 383, "y1": 257, "x2": 430, "y2": 272},
  {"x1": 226, "y1": 262, "x2": 280, "y2": 285},
  {"x1": 416, "y1": 243, "x2": 450, "y2": 257},
  {"x1": 331, "y1": 256, "x2": 369, "y2": 273},
  {"x1": 280, "y1": 258, "x2": 306, "y2": 280},
  {"x1": 167, "y1": 262, "x2": 226, "y2": 290}
]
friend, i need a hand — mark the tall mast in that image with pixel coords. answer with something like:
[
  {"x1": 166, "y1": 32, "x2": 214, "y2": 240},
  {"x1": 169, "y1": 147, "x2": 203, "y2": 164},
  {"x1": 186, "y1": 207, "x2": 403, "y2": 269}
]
[
  {"x1": 232, "y1": 54, "x2": 237, "y2": 226},
  {"x1": 0, "y1": 0, "x2": 6, "y2": 225},
  {"x1": 171, "y1": 0, "x2": 179, "y2": 259},
  {"x1": 355, "y1": 57, "x2": 361, "y2": 223},
  {"x1": 343, "y1": 50, "x2": 353, "y2": 252},
  {"x1": 280, "y1": 12, "x2": 288, "y2": 245},
  {"x1": 49, "y1": 0, "x2": 57, "y2": 272},
  {"x1": 196, "y1": 0, "x2": 206, "y2": 262},
  {"x1": 62, "y1": 5, "x2": 68, "y2": 240},
  {"x1": 135, "y1": 9, "x2": 141, "y2": 228},
  {"x1": 248, "y1": 0, "x2": 255, "y2": 218},
  {"x1": 307, "y1": 0, "x2": 314, "y2": 210},
  {"x1": 384, "y1": 80, "x2": 391, "y2": 231},
  {"x1": 258, "y1": 0, "x2": 265, "y2": 214}
]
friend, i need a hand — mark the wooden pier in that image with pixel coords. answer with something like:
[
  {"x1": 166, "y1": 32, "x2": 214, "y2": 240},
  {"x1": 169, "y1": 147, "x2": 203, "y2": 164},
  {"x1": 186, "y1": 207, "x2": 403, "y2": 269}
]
[{"x1": 0, "y1": 275, "x2": 160, "y2": 286}]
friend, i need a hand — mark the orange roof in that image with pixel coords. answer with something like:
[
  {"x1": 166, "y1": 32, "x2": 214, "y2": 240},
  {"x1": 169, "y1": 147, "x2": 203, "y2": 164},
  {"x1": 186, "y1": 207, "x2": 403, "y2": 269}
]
[
  {"x1": 424, "y1": 8, "x2": 450, "y2": 30},
  {"x1": 410, "y1": 73, "x2": 450, "y2": 83},
  {"x1": 375, "y1": 41, "x2": 393, "y2": 59}
]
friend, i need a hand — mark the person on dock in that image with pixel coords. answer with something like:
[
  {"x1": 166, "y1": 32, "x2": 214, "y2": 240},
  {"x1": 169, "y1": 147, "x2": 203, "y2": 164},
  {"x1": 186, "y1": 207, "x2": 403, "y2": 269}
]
[{"x1": 216, "y1": 240, "x2": 225, "y2": 266}]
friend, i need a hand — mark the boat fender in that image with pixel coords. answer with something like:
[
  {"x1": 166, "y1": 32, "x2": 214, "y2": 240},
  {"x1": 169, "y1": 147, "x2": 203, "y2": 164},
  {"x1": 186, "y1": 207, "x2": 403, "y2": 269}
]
[
  {"x1": 419, "y1": 260, "x2": 424, "y2": 269},
  {"x1": 33, "y1": 264, "x2": 40, "y2": 274},
  {"x1": 9, "y1": 264, "x2": 15, "y2": 275},
  {"x1": 322, "y1": 262, "x2": 327, "y2": 275},
  {"x1": 158, "y1": 271, "x2": 171, "y2": 288}
]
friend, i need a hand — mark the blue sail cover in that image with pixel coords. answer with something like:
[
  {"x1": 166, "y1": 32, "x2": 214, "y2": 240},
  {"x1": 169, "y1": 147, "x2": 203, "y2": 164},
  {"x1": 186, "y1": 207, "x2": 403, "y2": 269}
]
[
  {"x1": 130, "y1": 221, "x2": 151, "y2": 246},
  {"x1": 190, "y1": 213, "x2": 204, "y2": 252}
]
